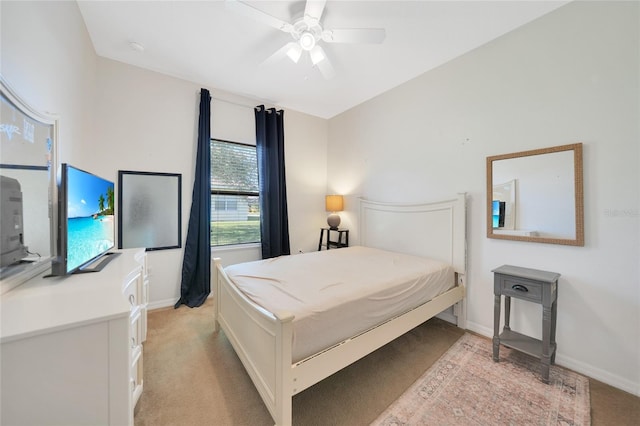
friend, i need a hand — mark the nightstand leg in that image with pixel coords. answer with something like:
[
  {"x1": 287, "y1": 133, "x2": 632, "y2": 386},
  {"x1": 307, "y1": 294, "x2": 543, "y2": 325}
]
[
  {"x1": 504, "y1": 296, "x2": 511, "y2": 331},
  {"x1": 550, "y1": 300, "x2": 558, "y2": 364},
  {"x1": 541, "y1": 305, "x2": 552, "y2": 383},
  {"x1": 493, "y1": 295, "x2": 501, "y2": 362}
]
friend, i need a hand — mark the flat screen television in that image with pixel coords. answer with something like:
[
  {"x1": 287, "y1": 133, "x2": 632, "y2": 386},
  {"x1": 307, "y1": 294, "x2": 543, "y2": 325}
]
[
  {"x1": 51, "y1": 164, "x2": 117, "y2": 276},
  {"x1": 492, "y1": 200, "x2": 506, "y2": 229}
]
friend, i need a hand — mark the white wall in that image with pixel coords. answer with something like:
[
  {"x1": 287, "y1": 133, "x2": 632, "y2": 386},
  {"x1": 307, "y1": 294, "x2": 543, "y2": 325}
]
[
  {"x1": 283, "y1": 109, "x2": 329, "y2": 254},
  {"x1": 0, "y1": 0, "x2": 96, "y2": 164},
  {"x1": 91, "y1": 58, "x2": 200, "y2": 306},
  {"x1": 2, "y1": 2, "x2": 328, "y2": 308},
  {"x1": 327, "y1": 1, "x2": 639, "y2": 395}
]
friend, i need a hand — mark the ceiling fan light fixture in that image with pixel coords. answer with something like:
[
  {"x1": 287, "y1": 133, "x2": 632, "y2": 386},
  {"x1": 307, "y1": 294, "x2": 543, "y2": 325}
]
[
  {"x1": 299, "y1": 31, "x2": 316, "y2": 51},
  {"x1": 228, "y1": 0, "x2": 386, "y2": 80},
  {"x1": 286, "y1": 42, "x2": 303, "y2": 63},
  {"x1": 309, "y1": 45, "x2": 326, "y2": 65}
]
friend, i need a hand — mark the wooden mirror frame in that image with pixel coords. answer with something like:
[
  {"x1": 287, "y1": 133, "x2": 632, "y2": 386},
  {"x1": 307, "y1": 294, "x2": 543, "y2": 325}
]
[{"x1": 486, "y1": 143, "x2": 584, "y2": 246}]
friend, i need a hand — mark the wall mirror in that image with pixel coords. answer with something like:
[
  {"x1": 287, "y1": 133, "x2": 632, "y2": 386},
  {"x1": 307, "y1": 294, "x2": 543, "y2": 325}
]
[
  {"x1": 0, "y1": 76, "x2": 58, "y2": 293},
  {"x1": 486, "y1": 143, "x2": 584, "y2": 246}
]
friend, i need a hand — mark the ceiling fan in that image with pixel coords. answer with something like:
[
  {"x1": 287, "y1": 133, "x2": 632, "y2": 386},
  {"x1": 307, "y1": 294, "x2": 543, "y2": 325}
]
[{"x1": 226, "y1": 0, "x2": 386, "y2": 79}]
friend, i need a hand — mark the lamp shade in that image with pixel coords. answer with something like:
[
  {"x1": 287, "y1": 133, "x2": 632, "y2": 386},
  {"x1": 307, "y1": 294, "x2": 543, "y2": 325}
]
[{"x1": 325, "y1": 195, "x2": 344, "y2": 212}]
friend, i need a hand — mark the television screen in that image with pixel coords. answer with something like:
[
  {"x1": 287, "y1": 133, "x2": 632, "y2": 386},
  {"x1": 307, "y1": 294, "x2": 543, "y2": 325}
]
[
  {"x1": 492, "y1": 200, "x2": 506, "y2": 229},
  {"x1": 52, "y1": 164, "x2": 115, "y2": 275}
]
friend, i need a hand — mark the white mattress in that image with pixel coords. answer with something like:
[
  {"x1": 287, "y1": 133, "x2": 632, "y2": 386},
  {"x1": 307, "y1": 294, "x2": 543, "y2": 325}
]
[{"x1": 224, "y1": 246, "x2": 454, "y2": 363}]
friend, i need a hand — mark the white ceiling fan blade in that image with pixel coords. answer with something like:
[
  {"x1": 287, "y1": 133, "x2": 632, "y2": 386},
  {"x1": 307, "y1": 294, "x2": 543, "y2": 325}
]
[
  {"x1": 322, "y1": 28, "x2": 386, "y2": 44},
  {"x1": 314, "y1": 47, "x2": 336, "y2": 80},
  {"x1": 226, "y1": 0, "x2": 293, "y2": 33},
  {"x1": 304, "y1": 0, "x2": 327, "y2": 25},
  {"x1": 260, "y1": 42, "x2": 300, "y2": 68}
]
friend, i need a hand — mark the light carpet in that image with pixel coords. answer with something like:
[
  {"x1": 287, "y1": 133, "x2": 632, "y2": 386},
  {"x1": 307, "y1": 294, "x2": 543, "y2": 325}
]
[{"x1": 372, "y1": 333, "x2": 590, "y2": 425}]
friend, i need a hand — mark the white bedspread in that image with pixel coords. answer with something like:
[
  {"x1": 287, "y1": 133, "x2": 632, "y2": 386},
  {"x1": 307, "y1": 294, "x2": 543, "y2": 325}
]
[{"x1": 224, "y1": 246, "x2": 454, "y2": 363}]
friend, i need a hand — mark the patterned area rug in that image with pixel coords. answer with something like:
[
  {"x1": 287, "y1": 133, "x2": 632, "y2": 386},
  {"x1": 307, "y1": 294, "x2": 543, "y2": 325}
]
[{"x1": 372, "y1": 333, "x2": 590, "y2": 425}]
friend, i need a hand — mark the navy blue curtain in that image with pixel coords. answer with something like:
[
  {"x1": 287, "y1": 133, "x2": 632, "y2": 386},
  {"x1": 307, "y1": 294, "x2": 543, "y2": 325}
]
[
  {"x1": 175, "y1": 89, "x2": 211, "y2": 308},
  {"x1": 255, "y1": 106, "x2": 290, "y2": 259}
]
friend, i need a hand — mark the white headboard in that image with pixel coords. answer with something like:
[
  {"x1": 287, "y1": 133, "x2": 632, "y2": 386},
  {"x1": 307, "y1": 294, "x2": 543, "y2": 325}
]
[{"x1": 359, "y1": 194, "x2": 467, "y2": 274}]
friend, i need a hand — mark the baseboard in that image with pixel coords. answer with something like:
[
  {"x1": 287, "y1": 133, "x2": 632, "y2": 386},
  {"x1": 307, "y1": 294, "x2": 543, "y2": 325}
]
[
  {"x1": 148, "y1": 292, "x2": 215, "y2": 311},
  {"x1": 148, "y1": 298, "x2": 178, "y2": 311},
  {"x1": 436, "y1": 311, "x2": 457, "y2": 324},
  {"x1": 554, "y1": 353, "x2": 640, "y2": 397},
  {"x1": 465, "y1": 320, "x2": 640, "y2": 397},
  {"x1": 465, "y1": 320, "x2": 493, "y2": 337}
]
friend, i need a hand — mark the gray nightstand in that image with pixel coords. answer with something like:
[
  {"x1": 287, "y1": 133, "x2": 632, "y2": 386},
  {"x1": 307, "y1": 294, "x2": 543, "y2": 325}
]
[{"x1": 492, "y1": 265, "x2": 560, "y2": 383}]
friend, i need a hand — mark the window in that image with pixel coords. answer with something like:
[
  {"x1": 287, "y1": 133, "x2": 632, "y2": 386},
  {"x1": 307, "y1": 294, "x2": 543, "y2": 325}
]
[
  {"x1": 210, "y1": 139, "x2": 260, "y2": 246},
  {"x1": 214, "y1": 197, "x2": 238, "y2": 211}
]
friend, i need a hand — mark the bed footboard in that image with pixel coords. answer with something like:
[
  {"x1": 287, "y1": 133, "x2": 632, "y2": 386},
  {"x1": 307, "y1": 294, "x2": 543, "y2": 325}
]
[
  {"x1": 290, "y1": 281, "x2": 465, "y2": 395},
  {"x1": 213, "y1": 258, "x2": 294, "y2": 426}
]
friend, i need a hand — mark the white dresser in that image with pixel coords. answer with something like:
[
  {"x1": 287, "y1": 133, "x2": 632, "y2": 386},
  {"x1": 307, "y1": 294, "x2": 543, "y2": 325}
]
[{"x1": 0, "y1": 248, "x2": 148, "y2": 426}]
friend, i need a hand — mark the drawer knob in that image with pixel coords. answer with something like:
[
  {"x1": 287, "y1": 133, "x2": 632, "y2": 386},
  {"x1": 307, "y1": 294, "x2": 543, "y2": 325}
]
[{"x1": 512, "y1": 284, "x2": 529, "y2": 292}]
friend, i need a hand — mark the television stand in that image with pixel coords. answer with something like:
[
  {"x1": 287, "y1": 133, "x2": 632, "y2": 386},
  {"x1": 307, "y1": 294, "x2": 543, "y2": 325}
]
[
  {"x1": 75, "y1": 252, "x2": 121, "y2": 274},
  {"x1": 1, "y1": 248, "x2": 148, "y2": 426}
]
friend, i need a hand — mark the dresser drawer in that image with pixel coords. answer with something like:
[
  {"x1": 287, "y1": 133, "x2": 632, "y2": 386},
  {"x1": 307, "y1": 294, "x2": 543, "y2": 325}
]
[
  {"x1": 497, "y1": 275, "x2": 543, "y2": 303},
  {"x1": 123, "y1": 276, "x2": 140, "y2": 310},
  {"x1": 141, "y1": 279, "x2": 149, "y2": 343},
  {"x1": 131, "y1": 344, "x2": 143, "y2": 408},
  {"x1": 130, "y1": 308, "x2": 142, "y2": 349}
]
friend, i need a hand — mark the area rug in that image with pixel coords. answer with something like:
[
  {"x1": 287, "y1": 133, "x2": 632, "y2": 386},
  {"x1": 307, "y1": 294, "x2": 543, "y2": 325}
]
[{"x1": 371, "y1": 333, "x2": 590, "y2": 425}]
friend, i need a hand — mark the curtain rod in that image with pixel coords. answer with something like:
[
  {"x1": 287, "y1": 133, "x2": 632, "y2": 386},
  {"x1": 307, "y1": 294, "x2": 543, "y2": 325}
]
[
  {"x1": 254, "y1": 105, "x2": 282, "y2": 114},
  {"x1": 209, "y1": 95, "x2": 282, "y2": 114},
  {"x1": 211, "y1": 96, "x2": 255, "y2": 109}
]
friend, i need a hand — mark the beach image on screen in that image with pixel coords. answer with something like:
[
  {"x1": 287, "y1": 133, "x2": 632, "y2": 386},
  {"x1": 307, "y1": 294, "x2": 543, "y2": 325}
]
[{"x1": 66, "y1": 167, "x2": 114, "y2": 272}]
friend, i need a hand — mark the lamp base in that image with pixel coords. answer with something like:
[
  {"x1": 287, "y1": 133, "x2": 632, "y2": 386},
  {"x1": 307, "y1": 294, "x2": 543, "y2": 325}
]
[{"x1": 327, "y1": 213, "x2": 341, "y2": 230}]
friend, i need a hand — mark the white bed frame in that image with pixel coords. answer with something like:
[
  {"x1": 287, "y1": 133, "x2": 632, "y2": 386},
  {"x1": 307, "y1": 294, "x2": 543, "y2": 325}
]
[{"x1": 213, "y1": 194, "x2": 467, "y2": 426}]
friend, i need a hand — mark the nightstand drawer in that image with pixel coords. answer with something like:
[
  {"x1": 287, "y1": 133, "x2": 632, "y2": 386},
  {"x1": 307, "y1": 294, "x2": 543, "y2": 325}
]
[{"x1": 498, "y1": 275, "x2": 543, "y2": 303}]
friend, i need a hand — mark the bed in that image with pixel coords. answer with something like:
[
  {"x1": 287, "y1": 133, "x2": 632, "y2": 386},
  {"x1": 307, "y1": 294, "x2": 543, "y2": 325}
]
[{"x1": 212, "y1": 195, "x2": 467, "y2": 426}]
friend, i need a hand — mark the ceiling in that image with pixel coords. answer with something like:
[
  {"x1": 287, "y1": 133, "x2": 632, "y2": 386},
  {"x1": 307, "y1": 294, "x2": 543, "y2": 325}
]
[{"x1": 77, "y1": 0, "x2": 569, "y2": 119}]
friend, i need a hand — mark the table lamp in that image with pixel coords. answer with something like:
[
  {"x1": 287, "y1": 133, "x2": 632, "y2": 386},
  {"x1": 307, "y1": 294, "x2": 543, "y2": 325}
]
[{"x1": 325, "y1": 195, "x2": 344, "y2": 230}]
